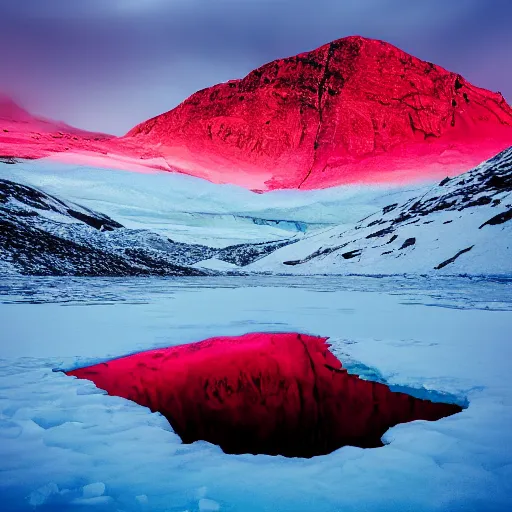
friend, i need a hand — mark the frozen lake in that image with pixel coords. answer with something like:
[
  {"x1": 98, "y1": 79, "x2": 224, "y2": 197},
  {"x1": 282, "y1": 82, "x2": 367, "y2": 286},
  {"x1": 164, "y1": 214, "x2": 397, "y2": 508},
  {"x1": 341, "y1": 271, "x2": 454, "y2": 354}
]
[{"x1": 1, "y1": 275, "x2": 512, "y2": 511}]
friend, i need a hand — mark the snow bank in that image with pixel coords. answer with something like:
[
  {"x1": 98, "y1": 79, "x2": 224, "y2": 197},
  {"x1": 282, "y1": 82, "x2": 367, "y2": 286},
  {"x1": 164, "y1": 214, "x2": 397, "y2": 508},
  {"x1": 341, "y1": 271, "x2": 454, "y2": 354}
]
[{"x1": 1, "y1": 276, "x2": 511, "y2": 511}]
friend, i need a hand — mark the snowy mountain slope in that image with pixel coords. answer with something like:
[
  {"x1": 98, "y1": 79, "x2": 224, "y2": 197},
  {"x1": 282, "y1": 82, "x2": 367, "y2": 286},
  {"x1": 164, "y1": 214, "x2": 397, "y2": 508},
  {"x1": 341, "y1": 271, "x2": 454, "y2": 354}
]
[
  {"x1": 0, "y1": 179, "x2": 296, "y2": 276},
  {"x1": 3, "y1": 150, "x2": 510, "y2": 276},
  {"x1": 250, "y1": 147, "x2": 512, "y2": 275},
  {"x1": 0, "y1": 158, "x2": 423, "y2": 247}
]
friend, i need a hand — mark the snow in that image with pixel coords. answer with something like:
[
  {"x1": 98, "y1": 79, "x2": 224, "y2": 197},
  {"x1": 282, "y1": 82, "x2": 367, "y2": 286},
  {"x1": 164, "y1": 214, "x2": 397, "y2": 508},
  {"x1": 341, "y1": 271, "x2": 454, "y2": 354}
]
[
  {"x1": 0, "y1": 158, "x2": 422, "y2": 247},
  {"x1": 249, "y1": 147, "x2": 512, "y2": 275},
  {"x1": 3, "y1": 149, "x2": 509, "y2": 276},
  {"x1": 1, "y1": 178, "x2": 298, "y2": 276},
  {"x1": 250, "y1": 205, "x2": 512, "y2": 275},
  {"x1": 1, "y1": 149, "x2": 511, "y2": 510},
  {"x1": 192, "y1": 258, "x2": 239, "y2": 271},
  {"x1": 1, "y1": 275, "x2": 511, "y2": 511}
]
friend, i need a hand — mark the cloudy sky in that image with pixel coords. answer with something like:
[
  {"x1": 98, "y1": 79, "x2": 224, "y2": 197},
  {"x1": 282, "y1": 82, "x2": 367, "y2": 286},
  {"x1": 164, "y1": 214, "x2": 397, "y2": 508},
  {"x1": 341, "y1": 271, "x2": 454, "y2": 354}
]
[{"x1": 1, "y1": 0, "x2": 510, "y2": 134}]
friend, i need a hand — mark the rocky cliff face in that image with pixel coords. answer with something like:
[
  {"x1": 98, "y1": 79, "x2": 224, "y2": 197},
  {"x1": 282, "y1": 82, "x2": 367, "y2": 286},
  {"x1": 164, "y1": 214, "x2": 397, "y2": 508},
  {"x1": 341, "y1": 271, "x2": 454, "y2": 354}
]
[{"x1": 128, "y1": 36, "x2": 512, "y2": 190}]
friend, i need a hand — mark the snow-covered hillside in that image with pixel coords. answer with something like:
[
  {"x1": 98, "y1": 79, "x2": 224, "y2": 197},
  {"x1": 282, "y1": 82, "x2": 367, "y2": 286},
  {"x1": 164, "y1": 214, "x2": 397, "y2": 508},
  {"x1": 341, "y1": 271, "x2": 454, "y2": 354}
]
[
  {"x1": 0, "y1": 178, "x2": 295, "y2": 276},
  {"x1": 250, "y1": 147, "x2": 512, "y2": 275},
  {"x1": 2, "y1": 149, "x2": 511, "y2": 276}
]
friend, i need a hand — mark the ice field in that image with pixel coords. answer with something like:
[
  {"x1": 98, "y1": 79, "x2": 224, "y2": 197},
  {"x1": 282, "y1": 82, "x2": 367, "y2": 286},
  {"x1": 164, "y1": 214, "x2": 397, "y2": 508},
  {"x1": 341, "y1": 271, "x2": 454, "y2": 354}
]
[{"x1": 1, "y1": 275, "x2": 511, "y2": 512}]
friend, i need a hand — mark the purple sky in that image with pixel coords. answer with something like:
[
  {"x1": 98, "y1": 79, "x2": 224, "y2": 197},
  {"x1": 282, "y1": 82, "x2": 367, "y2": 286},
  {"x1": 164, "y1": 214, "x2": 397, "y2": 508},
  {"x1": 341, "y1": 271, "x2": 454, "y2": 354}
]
[{"x1": 1, "y1": 0, "x2": 510, "y2": 135}]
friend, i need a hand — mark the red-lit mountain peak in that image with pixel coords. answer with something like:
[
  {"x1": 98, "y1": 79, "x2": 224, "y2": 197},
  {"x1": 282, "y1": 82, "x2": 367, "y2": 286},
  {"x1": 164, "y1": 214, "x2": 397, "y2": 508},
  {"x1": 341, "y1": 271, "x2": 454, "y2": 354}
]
[
  {"x1": 127, "y1": 35, "x2": 512, "y2": 190},
  {"x1": 0, "y1": 93, "x2": 166, "y2": 171},
  {"x1": 2, "y1": 37, "x2": 512, "y2": 187}
]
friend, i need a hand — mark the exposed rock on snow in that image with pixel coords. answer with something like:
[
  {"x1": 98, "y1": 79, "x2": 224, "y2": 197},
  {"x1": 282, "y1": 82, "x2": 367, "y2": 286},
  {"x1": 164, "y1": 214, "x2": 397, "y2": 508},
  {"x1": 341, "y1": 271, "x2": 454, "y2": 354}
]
[
  {"x1": 0, "y1": 179, "x2": 295, "y2": 276},
  {"x1": 250, "y1": 147, "x2": 512, "y2": 274}
]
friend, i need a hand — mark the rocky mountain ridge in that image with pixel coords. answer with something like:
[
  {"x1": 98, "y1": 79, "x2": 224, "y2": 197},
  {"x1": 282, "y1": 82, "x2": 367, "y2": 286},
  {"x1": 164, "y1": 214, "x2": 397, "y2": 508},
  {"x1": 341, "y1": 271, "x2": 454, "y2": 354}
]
[
  {"x1": 2, "y1": 36, "x2": 512, "y2": 189},
  {"x1": 128, "y1": 36, "x2": 512, "y2": 189}
]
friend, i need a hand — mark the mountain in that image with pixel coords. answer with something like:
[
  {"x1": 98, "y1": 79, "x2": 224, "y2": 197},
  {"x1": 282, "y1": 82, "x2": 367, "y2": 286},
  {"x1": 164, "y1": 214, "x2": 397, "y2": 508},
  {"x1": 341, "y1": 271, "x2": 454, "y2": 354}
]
[
  {"x1": 127, "y1": 36, "x2": 512, "y2": 190},
  {"x1": 0, "y1": 94, "x2": 114, "y2": 161},
  {"x1": 0, "y1": 93, "x2": 106, "y2": 136},
  {"x1": 0, "y1": 94, "x2": 35, "y2": 123},
  {"x1": 0, "y1": 95, "x2": 168, "y2": 172},
  {"x1": 3, "y1": 147, "x2": 511, "y2": 276},
  {"x1": 247, "y1": 147, "x2": 512, "y2": 274},
  {"x1": 2, "y1": 37, "x2": 511, "y2": 189}
]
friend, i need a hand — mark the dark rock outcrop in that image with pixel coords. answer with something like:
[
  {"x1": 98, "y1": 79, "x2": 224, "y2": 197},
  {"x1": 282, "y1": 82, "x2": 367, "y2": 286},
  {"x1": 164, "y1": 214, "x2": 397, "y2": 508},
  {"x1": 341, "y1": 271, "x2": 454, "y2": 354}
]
[
  {"x1": 0, "y1": 179, "x2": 295, "y2": 276},
  {"x1": 342, "y1": 249, "x2": 362, "y2": 259},
  {"x1": 399, "y1": 237, "x2": 416, "y2": 250},
  {"x1": 479, "y1": 208, "x2": 512, "y2": 228},
  {"x1": 434, "y1": 246, "x2": 474, "y2": 270}
]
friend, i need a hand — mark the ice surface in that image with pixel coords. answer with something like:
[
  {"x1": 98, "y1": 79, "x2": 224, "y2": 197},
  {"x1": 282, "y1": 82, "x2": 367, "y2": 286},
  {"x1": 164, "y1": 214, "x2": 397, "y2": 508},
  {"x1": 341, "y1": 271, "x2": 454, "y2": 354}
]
[
  {"x1": 0, "y1": 159, "x2": 422, "y2": 247},
  {"x1": 1, "y1": 276, "x2": 511, "y2": 511}
]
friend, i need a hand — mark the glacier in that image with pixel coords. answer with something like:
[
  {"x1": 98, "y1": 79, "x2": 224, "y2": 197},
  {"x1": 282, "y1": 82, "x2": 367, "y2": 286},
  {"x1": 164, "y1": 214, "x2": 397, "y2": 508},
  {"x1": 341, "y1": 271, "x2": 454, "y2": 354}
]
[{"x1": 0, "y1": 157, "x2": 423, "y2": 247}]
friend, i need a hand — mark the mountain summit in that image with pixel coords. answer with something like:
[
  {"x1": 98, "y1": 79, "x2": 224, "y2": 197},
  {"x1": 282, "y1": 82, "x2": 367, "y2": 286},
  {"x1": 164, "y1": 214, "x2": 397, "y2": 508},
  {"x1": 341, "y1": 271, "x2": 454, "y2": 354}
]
[
  {"x1": 2, "y1": 37, "x2": 512, "y2": 189},
  {"x1": 127, "y1": 36, "x2": 512, "y2": 189}
]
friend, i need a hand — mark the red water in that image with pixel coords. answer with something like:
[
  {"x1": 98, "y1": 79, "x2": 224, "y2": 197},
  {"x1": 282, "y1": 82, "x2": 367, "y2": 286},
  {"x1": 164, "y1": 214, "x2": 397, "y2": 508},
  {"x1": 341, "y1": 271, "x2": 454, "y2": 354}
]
[{"x1": 67, "y1": 332, "x2": 462, "y2": 457}]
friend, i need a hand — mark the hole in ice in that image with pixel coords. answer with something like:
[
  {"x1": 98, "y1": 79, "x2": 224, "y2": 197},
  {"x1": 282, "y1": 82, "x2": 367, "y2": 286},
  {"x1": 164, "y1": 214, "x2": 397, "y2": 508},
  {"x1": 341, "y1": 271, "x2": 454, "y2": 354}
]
[{"x1": 66, "y1": 333, "x2": 463, "y2": 458}]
